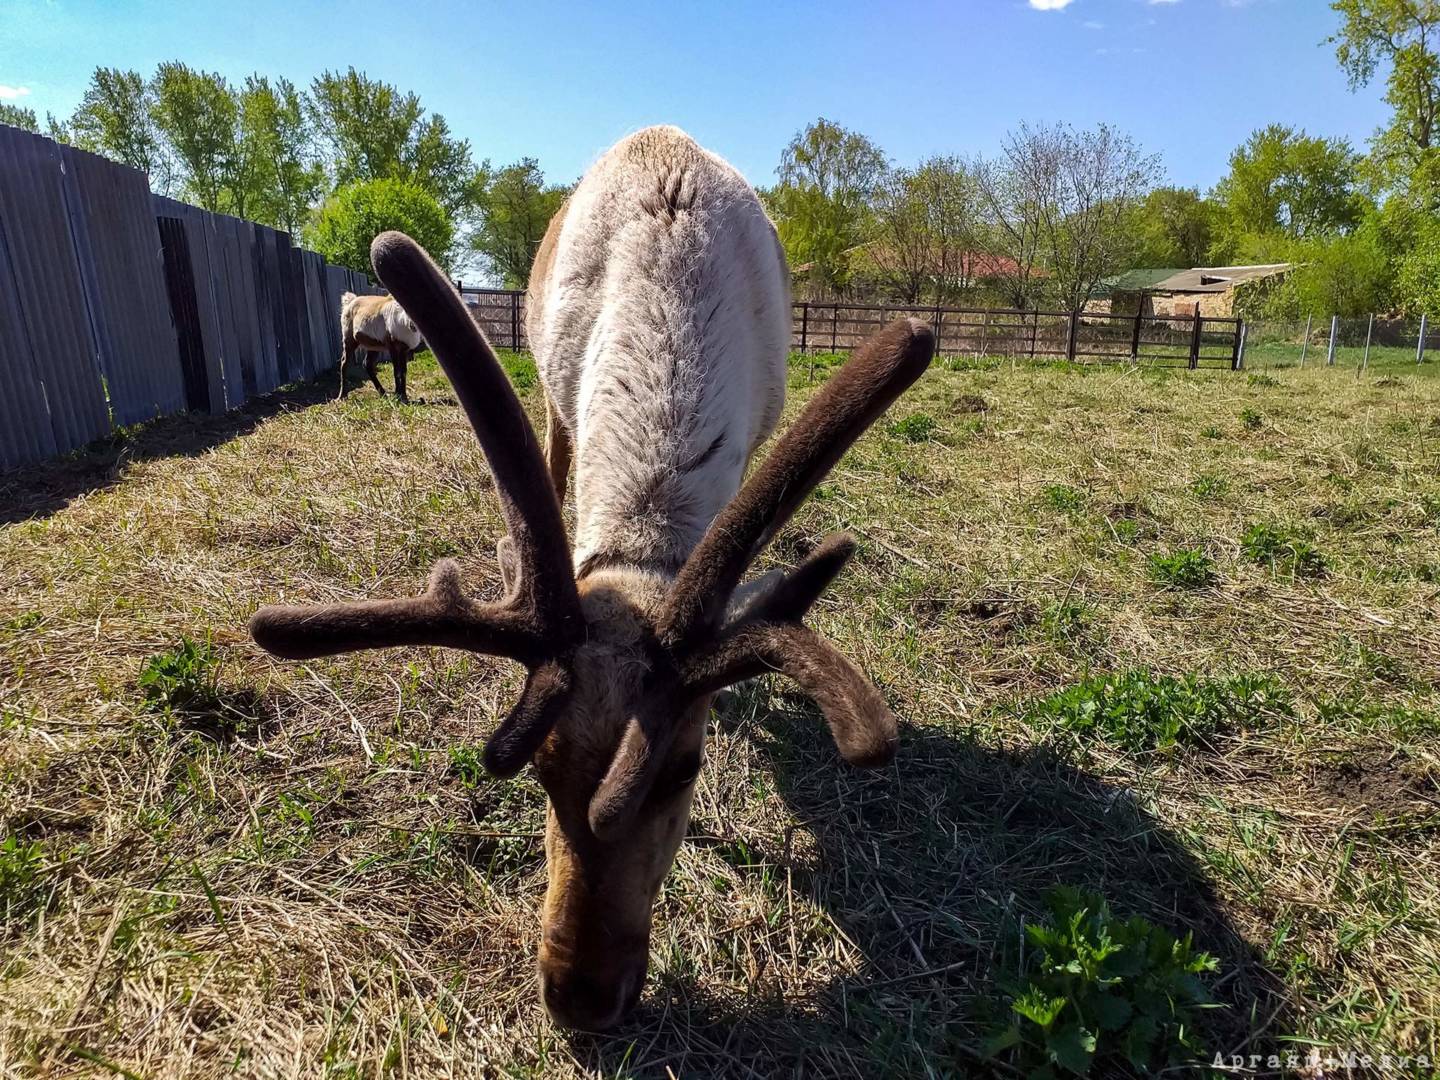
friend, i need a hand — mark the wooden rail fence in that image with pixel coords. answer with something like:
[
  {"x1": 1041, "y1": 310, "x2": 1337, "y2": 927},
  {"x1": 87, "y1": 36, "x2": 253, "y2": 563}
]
[
  {"x1": 0, "y1": 122, "x2": 378, "y2": 471},
  {"x1": 457, "y1": 287, "x2": 1245, "y2": 371}
]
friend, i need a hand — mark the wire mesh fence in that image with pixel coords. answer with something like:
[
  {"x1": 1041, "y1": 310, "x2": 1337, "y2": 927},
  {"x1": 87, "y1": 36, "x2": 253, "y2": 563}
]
[{"x1": 1242, "y1": 315, "x2": 1436, "y2": 371}]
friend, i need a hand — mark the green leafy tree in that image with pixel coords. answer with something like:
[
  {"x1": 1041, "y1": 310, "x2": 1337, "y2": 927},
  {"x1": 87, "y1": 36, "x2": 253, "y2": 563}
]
[
  {"x1": 1330, "y1": 0, "x2": 1440, "y2": 201},
  {"x1": 767, "y1": 118, "x2": 887, "y2": 298},
  {"x1": 471, "y1": 158, "x2": 569, "y2": 288},
  {"x1": 867, "y1": 156, "x2": 983, "y2": 304},
  {"x1": 68, "y1": 68, "x2": 170, "y2": 190},
  {"x1": 1211, "y1": 125, "x2": 1364, "y2": 259},
  {"x1": 0, "y1": 104, "x2": 39, "y2": 132},
  {"x1": 305, "y1": 178, "x2": 454, "y2": 274},
  {"x1": 151, "y1": 62, "x2": 238, "y2": 211},
  {"x1": 236, "y1": 75, "x2": 323, "y2": 232},
  {"x1": 1130, "y1": 186, "x2": 1215, "y2": 268},
  {"x1": 1395, "y1": 215, "x2": 1440, "y2": 313},
  {"x1": 309, "y1": 68, "x2": 477, "y2": 218}
]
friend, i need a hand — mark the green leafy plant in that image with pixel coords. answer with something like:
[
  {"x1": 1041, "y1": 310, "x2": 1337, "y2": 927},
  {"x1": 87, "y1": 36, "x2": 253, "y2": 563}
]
[
  {"x1": 448, "y1": 746, "x2": 488, "y2": 789},
  {"x1": 1042, "y1": 485, "x2": 1086, "y2": 512},
  {"x1": 988, "y1": 887, "x2": 1218, "y2": 1076},
  {"x1": 1247, "y1": 373, "x2": 1280, "y2": 388},
  {"x1": 1148, "y1": 548, "x2": 1217, "y2": 590},
  {"x1": 888, "y1": 412, "x2": 938, "y2": 443},
  {"x1": 1199, "y1": 425, "x2": 1223, "y2": 439},
  {"x1": 138, "y1": 637, "x2": 220, "y2": 713},
  {"x1": 4, "y1": 611, "x2": 41, "y2": 632},
  {"x1": 0, "y1": 834, "x2": 48, "y2": 923},
  {"x1": 1023, "y1": 669, "x2": 1292, "y2": 752},
  {"x1": 1241, "y1": 523, "x2": 1327, "y2": 578},
  {"x1": 1239, "y1": 407, "x2": 1263, "y2": 431},
  {"x1": 1190, "y1": 473, "x2": 1228, "y2": 499}
]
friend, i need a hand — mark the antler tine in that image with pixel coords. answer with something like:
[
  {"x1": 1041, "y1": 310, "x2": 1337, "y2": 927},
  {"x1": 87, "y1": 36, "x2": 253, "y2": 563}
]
[
  {"x1": 657, "y1": 318, "x2": 934, "y2": 652},
  {"x1": 369, "y1": 232, "x2": 583, "y2": 646}
]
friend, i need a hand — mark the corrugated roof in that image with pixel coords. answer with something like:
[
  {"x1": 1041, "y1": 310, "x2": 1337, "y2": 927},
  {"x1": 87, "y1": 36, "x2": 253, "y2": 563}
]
[
  {"x1": 1095, "y1": 268, "x2": 1184, "y2": 296},
  {"x1": 1151, "y1": 264, "x2": 1290, "y2": 294}
]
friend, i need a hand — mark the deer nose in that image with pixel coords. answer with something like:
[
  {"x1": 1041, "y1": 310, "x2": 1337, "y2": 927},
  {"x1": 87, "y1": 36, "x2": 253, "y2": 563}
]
[{"x1": 540, "y1": 968, "x2": 639, "y2": 1031}]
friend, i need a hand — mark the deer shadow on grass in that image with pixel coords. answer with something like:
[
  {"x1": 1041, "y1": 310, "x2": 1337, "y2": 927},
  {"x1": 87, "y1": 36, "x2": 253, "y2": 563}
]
[{"x1": 564, "y1": 696, "x2": 1291, "y2": 1079}]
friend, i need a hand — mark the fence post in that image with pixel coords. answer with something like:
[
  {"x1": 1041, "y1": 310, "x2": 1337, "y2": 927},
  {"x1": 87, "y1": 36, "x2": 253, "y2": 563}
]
[
  {"x1": 1231, "y1": 319, "x2": 1244, "y2": 371},
  {"x1": 1236, "y1": 322, "x2": 1248, "y2": 371},
  {"x1": 1188, "y1": 309, "x2": 1202, "y2": 370},
  {"x1": 1066, "y1": 310, "x2": 1079, "y2": 362},
  {"x1": 831, "y1": 302, "x2": 838, "y2": 352},
  {"x1": 1362, "y1": 313, "x2": 1374, "y2": 372},
  {"x1": 1326, "y1": 315, "x2": 1338, "y2": 366},
  {"x1": 1300, "y1": 314, "x2": 1312, "y2": 367},
  {"x1": 933, "y1": 304, "x2": 943, "y2": 356},
  {"x1": 511, "y1": 291, "x2": 520, "y2": 351},
  {"x1": 1130, "y1": 308, "x2": 1143, "y2": 361},
  {"x1": 979, "y1": 310, "x2": 990, "y2": 360},
  {"x1": 1029, "y1": 311, "x2": 1039, "y2": 358},
  {"x1": 1419, "y1": 314, "x2": 1429, "y2": 365},
  {"x1": 799, "y1": 302, "x2": 809, "y2": 353}
]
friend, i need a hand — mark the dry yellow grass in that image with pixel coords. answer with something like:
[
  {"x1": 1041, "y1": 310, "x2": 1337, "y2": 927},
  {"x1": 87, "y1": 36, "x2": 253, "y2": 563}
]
[{"x1": 1, "y1": 354, "x2": 1437, "y2": 1078}]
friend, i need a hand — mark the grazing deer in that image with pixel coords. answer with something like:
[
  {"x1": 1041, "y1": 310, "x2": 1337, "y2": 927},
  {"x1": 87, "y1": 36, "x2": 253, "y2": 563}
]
[
  {"x1": 250, "y1": 127, "x2": 933, "y2": 1031},
  {"x1": 338, "y1": 292, "x2": 423, "y2": 402}
]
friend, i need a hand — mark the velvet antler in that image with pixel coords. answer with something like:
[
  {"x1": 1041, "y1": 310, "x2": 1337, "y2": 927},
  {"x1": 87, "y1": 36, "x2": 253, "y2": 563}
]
[
  {"x1": 588, "y1": 319, "x2": 934, "y2": 837},
  {"x1": 249, "y1": 232, "x2": 583, "y2": 775}
]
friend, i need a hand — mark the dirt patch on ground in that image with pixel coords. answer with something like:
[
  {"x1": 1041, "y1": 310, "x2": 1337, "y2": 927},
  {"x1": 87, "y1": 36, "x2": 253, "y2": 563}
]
[
  {"x1": 1304, "y1": 751, "x2": 1437, "y2": 818},
  {"x1": 949, "y1": 393, "x2": 990, "y2": 415}
]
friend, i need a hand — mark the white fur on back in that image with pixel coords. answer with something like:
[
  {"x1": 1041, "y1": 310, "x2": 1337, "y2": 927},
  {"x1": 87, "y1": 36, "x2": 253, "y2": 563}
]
[
  {"x1": 528, "y1": 126, "x2": 790, "y2": 574},
  {"x1": 347, "y1": 294, "x2": 422, "y2": 350}
]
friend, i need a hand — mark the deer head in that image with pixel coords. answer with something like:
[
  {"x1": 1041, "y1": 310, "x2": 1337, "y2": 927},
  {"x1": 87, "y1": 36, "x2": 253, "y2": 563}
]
[{"x1": 249, "y1": 232, "x2": 934, "y2": 1030}]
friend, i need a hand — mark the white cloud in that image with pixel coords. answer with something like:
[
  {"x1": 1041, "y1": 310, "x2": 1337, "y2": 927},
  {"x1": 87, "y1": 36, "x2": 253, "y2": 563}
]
[
  {"x1": 1083, "y1": 19, "x2": 1104, "y2": 28},
  {"x1": 1028, "y1": 0, "x2": 1075, "y2": 10},
  {"x1": 0, "y1": 85, "x2": 33, "y2": 100},
  {"x1": 1147, "y1": 0, "x2": 1180, "y2": 5}
]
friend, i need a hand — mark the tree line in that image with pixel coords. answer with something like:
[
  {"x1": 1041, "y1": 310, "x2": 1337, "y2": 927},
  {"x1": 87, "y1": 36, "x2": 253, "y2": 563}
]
[
  {"x1": 0, "y1": 0, "x2": 1433, "y2": 316},
  {"x1": 0, "y1": 65, "x2": 566, "y2": 285}
]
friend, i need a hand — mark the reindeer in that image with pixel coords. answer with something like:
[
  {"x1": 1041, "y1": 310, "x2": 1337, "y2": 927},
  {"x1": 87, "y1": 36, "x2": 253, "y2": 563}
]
[
  {"x1": 250, "y1": 127, "x2": 934, "y2": 1031},
  {"x1": 338, "y1": 292, "x2": 423, "y2": 403}
]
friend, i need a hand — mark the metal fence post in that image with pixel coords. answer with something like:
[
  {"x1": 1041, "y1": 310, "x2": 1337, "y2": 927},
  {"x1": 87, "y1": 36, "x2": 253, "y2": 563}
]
[
  {"x1": 1029, "y1": 311, "x2": 1039, "y2": 358},
  {"x1": 1130, "y1": 309, "x2": 1143, "y2": 361},
  {"x1": 1231, "y1": 319, "x2": 1244, "y2": 371},
  {"x1": 1188, "y1": 310, "x2": 1202, "y2": 370},
  {"x1": 511, "y1": 291, "x2": 520, "y2": 351},
  {"x1": 1300, "y1": 314, "x2": 1312, "y2": 367},
  {"x1": 1419, "y1": 314, "x2": 1429, "y2": 365},
  {"x1": 1362, "y1": 313, "x2": 1373, "y2": 372},
  {"x1": 1066, "y1": 310, "x2": 1079, "y2": 362},
  {"x1": 1327, "y1": 315, "x2": 1338, "y2": 366},
  {"x1": 831, "y1": 303, "x2": 838, "y2": 352},
  {"x1": 799, "y1": 302, "x2": 809, "y2": 353},
  {"x1": 1236, "y1": 322, "x2": 1248, "y2": 370},
  {"x1": 933, "y1": 305, "x2": 943, "y2": 356}
]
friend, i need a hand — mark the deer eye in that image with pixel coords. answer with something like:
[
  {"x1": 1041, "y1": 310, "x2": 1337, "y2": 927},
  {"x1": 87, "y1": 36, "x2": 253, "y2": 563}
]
[{"x1": 653, "y1": 752, "x2": 704, "y2": 801}]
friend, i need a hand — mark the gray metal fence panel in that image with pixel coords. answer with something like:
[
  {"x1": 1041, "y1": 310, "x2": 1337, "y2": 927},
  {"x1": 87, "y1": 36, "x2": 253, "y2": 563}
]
[
  {"x1": 59, "y1": 144, "x2": 185, "y2": 426},
  {"x1": 250, "y1": 223, "x2": 279, "y2": 394},
  {"x1": 0, "y1": 125, "x2": 109, "y2": 459},
  {"x1": 0, "y1": 213, "x2": 56, "y2": 469},
  {"x1": 153, "y1": 196, "x2": 228, "y2": 414}
]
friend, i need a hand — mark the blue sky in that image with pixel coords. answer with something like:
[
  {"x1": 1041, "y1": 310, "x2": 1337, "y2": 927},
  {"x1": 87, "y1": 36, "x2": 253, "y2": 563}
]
[{"x1": 1, "y1": 0, "x2": 1390, "y2": 192}]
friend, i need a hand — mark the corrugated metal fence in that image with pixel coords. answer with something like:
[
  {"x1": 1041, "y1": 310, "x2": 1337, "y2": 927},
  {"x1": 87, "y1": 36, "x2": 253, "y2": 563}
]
[{"x1": 0, "y1": 123, "x2": 379, "y2": 471}]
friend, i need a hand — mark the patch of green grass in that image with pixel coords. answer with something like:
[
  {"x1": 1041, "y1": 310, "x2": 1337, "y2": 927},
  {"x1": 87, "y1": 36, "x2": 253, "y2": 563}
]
[
  {"x1": 1023, "y1": 670, "x2": 1293, "y2": 752},
  {"x1": 1240, "y1": 407, "x2": 1264, "y2": 431},
  {"x1": 888, "y1": 412, "x2": 939, "y2": 443},
  {"x1": 447, "y1": 746, "x2": 487, "y2": 789},
  {"x1": 1200, "y1": 425, "x2": 1223, "y2": 439},
  {"x1": 0, "y1": 835, "x2": 48, "y2": 924},
  {"x1": 1190, "y1": 473, "x2": 1228, "y2": 499},
  {"x1": 4, "y1": 611, "x2": 41, "y2": 632},
  {"x1": 495, "y1": 349, "x2": 537, "y2": 391},
  {"x1": 1042, "y1": 484, "x2": 1086, "y2": 513},
  {"x1": 1241, "y1": 523, "x2": 1327, "y2": 579},
  {"x1": 1247, "y1": 373, "x2": 1280, "y2": 388},
  {"x1": 1148, "y1": 548, "x2": 1217, "y2": 590},
  {"x1": 138, "y1": 637, "x2": 219, "y2": 713},
  {"x1": 988, "y1": 887, "x2": 1218, "y2": 1077}
]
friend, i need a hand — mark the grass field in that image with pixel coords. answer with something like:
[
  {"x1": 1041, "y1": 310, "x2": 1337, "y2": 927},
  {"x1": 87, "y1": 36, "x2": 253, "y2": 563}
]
[{"x1": 2, "y1": 350, "x2": 1438, "y2": 1078}]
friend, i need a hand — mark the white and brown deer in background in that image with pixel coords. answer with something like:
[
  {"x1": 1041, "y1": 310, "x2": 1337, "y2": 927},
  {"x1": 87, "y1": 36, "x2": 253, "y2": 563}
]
[
  {"x1": 338, "y1": 292, "x2": 423, "y2": 402},
  {"x1": 250, "y1": 127, "x2": 934, "y2": 1031}
]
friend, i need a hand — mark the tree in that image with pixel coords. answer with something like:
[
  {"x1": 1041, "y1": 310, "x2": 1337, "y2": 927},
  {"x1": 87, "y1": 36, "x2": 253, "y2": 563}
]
[
  {"x1": 868, "y1": 156, "x2": 983, "y2": 304},
  {"x1": 1395, "y1": 214, "x2": 1440, "y2": 313},
  {"x1": 309, "y1": 68, "x2": 477, "y2": 218},
  {"x1": 1330, "y1": 0, "x2": 1440, "y2": 200},
  {"x1": 977, "y1": 122, "x2": 1160, "y2": 310},
  {"x1": 68, "y1": 68, "x2": 170, "y2": 190},
  {"x1": 1258, "y1": 225, "x2": 1395, "y2": 317},
  {"x1": 1130, "y1": 187, "x2": 1215, "y2": 268},
  {"x1": 471, "y1": 159, "x2": 568, "y2": 288},
  {"x1": 151, "y1": 63, "x2": 237, "y2": 212},
  {"x1": 0, "y1": 104, "x2": 38, "y2": 131},
  {"x1": 1210, "y1": 125, "x2": 1363, "y2": 258},
  {"x1": 236, "y1": 75, "x2": 323, "y2": 232},
  {"x1": 305, "y1": 178, "x2": 455, "y2": 274},
  {"x1": 768, "y1": 118, "x2": 887, "y2": 298}
]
